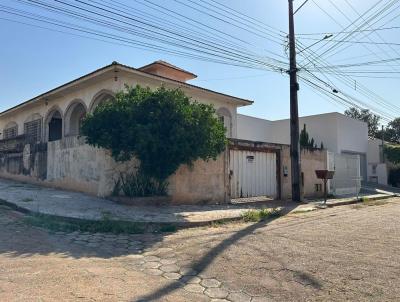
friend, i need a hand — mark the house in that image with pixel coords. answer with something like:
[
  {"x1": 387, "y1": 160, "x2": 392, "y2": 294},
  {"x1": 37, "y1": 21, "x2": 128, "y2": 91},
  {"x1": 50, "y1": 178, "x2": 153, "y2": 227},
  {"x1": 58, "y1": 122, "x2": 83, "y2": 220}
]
[
  {"x1": 237, "y1": 112, "x2": 371, "y2": 195},
  {"x1": 367, "y1": 139, "x2": 388, "y2": 185},
  {"x1": 0, "y1": 60, "x2": 334, "y2": 203}
]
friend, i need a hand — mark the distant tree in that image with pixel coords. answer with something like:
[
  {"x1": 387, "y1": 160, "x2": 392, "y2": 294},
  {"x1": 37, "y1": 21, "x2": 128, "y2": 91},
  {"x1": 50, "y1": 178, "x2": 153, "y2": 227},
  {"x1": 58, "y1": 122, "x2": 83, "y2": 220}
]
[
  {"x1": 386, "y1": 118, "x2": 400, "y2": 143},
  {"x1": 344, "y1": 107, "x2": 380, "y2": 138},
  {"x1": 300, "y1": 124, "x2": 318, "y2": 150}
]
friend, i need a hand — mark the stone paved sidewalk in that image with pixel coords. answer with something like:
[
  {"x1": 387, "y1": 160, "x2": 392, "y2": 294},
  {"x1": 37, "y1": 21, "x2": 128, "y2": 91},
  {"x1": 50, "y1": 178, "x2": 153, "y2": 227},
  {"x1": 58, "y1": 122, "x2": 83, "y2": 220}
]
[{"x1": 0, "y1": 178, "x2": 393, "y2": 225}]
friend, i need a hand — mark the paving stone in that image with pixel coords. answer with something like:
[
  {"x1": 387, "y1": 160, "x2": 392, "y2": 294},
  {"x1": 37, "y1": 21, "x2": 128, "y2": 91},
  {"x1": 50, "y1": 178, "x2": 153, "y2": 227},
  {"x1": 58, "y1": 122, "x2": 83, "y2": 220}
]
[
  {"x1": 204, "y1": 288, "x2": 229, "y2": 299},
  {"x1": 227, "y1": 292, "x2": 252, "y2": 302},
  {"x1": 181, "y1": 276, "x2": 201, "y2": 284},
  {"x1": 87, "y1": 243, "x2": 100, "y2": 248},
  {"x1": 160, "y1": 258, "x2": 177, "y2": 265},
  {"x1": 144, "y1": 269, "x2": 163, "y2": 276},
  {"x1": 250, "y1": 297, "x2": 274, "y2": 302},
  {"x1": 180, "y1": 267, "x2": 198, "y2": 276},
  {"x1": 144, "y1": 255, "x2": 160, "y2": 262},
  {"x1": 143, "y1": 262, "x2": 160, "y2": 269},
  {"x1": 210, "y1": 299, "x2": 230, "y2": 302},
  {"x1": 160, "y1": 264, "x2": 180, "y2": 273},
  {"x1": 184, "y1": 284, "x2": 205, "y2": 294},
  {"x1": 201, "y1": 278, "x2": 221, "y2": 288},
  {"x1": 163, "y1": 272, "x2": 182, "y2": 280},
  {"x1": 155, "y1": 247, "x2": 173, "y2": 253}
]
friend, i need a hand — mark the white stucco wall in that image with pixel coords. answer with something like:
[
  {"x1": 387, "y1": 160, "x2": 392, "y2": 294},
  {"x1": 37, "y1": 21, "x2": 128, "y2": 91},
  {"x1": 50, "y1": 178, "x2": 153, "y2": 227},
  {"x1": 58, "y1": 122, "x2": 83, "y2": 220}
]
[
  {"x1": 367, "y1": 139, "x2": 383, "y2": 164},
  {"x1": 236, "y1": 114, "x2": 275, "y2": 142},
  {"x1": 237, "y1": 112, "x2": 368, "y2": 155}
]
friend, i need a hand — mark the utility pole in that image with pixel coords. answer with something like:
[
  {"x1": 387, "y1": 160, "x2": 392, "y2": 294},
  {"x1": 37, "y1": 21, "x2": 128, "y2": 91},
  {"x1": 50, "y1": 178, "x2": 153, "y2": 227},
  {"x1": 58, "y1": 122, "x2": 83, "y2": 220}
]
[{"x1": 288, "y1": 0, "x2": 302, "y2": 202}]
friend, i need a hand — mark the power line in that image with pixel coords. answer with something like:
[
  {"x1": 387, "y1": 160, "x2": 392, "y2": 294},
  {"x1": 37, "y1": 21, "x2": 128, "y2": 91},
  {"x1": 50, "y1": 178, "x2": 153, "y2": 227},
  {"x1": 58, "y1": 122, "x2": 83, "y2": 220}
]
[{"x1": 296, "y1": 25, "x2": 400, "y2": 36}]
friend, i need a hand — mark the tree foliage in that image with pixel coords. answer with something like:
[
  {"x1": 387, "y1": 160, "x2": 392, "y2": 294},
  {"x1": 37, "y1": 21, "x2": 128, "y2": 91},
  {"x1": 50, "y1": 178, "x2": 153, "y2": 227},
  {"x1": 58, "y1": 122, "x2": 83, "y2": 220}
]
[
  {"x1": 300, "y1": 124, "x2": 319, "y2": 149},
  {"x1": 384, "y1": 144, "x2": 400, "y2": 164},
  {"x1": 81, "y1": 85, "x2": 226, "y2": 182},
  {"x1": 384, "y1": 118, "x2": 400, "y2": 144},
  {"x1": 344, "y1": 107, "x2": 380, "y2": 138}
]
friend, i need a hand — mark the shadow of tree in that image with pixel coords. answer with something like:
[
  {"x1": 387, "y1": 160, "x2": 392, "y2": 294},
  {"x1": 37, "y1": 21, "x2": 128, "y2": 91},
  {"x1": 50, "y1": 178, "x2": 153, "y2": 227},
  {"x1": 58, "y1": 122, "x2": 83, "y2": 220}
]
[{"x1": 133, "y1": 207, "x2": 298, "y2": 302}]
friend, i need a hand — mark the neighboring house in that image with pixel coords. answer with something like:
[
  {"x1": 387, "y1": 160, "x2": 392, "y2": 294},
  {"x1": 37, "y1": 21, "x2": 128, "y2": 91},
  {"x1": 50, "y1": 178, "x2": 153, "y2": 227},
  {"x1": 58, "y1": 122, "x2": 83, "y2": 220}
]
[
  {"x1": 367, "y1": 139, "x2": 388, "y2": 185},
  {"x1": 237, "y1": 112, "x2": 368, "y2": 195}
]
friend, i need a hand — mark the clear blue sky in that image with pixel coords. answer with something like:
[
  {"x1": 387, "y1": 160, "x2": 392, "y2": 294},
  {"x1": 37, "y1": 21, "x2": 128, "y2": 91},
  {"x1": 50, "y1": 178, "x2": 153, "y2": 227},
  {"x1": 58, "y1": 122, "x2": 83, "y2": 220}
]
[{"x1": 0, "y1": 0, "x2": 398, "y2": 122}]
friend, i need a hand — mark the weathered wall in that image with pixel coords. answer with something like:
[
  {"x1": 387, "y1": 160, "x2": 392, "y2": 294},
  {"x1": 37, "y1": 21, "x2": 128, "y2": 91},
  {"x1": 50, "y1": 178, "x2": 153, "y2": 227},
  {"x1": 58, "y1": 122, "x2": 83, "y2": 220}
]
[
  {"x1": 0, "y1": 136, "x2": 228, "y2": 205},
  {"x1": 0, "y1": 137, "x2": 47, "y2": 182},
  {"x1": 281, "y1": 148, "x2": 328, "y2": 200}
]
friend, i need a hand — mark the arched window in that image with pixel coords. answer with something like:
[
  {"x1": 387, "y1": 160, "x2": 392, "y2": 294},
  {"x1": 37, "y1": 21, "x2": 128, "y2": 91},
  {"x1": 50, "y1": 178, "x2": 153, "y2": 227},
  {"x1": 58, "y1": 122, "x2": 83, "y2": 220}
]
[
  {"x1": 64, "y1": 100, "x2": 87, "y2": 136},
  {"x1": 217, "y1": 107, "x2": 232, "y2": 137},
  {"x1": 88, "y1": 90, "x2": 115, "y2": 113},
  {"x1": 45, "y1": 108, "x2": 63, "y2": 142},
  {"x1": 3, "y1": 121, "x2": 18, "y2": 139}
]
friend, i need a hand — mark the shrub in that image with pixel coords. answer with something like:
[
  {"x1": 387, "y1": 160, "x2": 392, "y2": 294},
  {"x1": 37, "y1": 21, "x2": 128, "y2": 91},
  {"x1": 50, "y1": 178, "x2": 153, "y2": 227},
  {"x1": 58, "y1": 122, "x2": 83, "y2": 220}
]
[
  {"x1": 113, "y1": 171, "x2": 168, "y2": 197},
  {"x1": 388, "y1": 166, "x2": 400, "y2": 187}
]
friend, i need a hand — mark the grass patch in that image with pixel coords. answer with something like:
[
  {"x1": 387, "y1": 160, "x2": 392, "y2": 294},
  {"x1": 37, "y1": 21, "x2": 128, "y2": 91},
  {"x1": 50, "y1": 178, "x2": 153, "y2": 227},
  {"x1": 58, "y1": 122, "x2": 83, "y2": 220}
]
[
  {"x1": 352, "y1": 199, "x2": 388, "y2": 209},
  {"x1": 241, "y1": 208, "x2": 282, "y2": 222},
  {"x1": 23, "y1": 213, "x2": 146, "y2": 234},
  {"x1": 21, "y1": 198, "x2": 33, "y2": 202}
]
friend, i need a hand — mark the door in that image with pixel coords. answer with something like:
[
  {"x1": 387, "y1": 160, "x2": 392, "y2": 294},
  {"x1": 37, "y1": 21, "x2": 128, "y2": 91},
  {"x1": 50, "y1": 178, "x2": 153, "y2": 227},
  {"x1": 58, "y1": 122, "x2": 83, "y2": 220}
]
[{"x1": 230, "y1": 149, "x2": 277, "y2": 199}]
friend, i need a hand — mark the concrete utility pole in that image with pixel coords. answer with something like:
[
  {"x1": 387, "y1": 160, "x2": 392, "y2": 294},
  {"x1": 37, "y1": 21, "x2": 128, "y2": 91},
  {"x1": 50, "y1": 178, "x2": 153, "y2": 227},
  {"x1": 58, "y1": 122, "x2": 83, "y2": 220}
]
[{"x1": 288, "y1": 0, "x2": 302, "y2": 202}]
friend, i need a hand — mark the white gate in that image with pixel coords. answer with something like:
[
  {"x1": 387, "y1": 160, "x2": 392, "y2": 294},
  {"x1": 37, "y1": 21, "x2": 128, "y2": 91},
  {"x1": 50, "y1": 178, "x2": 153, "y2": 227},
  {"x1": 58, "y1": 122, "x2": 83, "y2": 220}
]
[
  {"x1": 230, "y1": 149, "x2": 277, "y2": 199},
  {"x1": 327, "y1": 151, "x2": 361, "y2": 196}
]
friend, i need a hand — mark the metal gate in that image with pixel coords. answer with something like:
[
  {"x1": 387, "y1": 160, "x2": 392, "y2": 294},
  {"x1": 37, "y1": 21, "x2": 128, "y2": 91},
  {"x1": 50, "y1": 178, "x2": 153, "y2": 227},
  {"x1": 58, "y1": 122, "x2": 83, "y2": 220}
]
[{"x1": 230, "y1": 149, "x2": 277, "y2": 199}]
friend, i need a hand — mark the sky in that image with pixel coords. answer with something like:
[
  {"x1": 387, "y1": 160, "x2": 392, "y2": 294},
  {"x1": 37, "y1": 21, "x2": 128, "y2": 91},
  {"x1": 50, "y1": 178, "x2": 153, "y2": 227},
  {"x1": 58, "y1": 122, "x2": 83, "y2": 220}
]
[{"x1": 0, "y1": 0, "x2": 399, "y2": 122}]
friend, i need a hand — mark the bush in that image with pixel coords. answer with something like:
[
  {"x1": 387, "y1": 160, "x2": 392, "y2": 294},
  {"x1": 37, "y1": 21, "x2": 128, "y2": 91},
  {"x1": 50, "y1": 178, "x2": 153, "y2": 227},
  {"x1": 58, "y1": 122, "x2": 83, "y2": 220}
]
[
  {"x1": 81, "y1": 85, "x2": 226, "y2": 188},
  {"x1": 113, "y1": 171, "x2": 168, "y2": 197},
  {"x1": 241, "y1": 208, "x2": 282, "y2": 222},
  {"x1": 388, "y1": 166, "x2": 400, "y2": 187}
]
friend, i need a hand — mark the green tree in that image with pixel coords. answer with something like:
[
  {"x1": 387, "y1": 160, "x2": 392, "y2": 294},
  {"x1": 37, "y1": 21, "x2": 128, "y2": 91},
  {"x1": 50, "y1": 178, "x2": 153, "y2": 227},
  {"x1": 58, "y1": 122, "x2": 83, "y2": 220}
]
[
  {"x1": 385, "y1": 118, "x2": 400, "y2": 143},
  {"x1": 300, "y1": 124, "x2": 310, "y2": 149},
  {"x1": 81, "y1": 85, "x2": 226, "y2": 184},
  {"x1": 344, "y1": 107, "x2": 380, "y2": 138}
]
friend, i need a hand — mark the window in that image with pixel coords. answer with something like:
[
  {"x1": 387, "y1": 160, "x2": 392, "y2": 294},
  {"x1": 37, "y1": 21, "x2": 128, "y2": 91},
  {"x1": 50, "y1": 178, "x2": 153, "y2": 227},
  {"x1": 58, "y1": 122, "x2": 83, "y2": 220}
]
[
  {"x1": 3, "y1": 125, "x2": 17, "y2": 139},
  {"x1": 315, "y1": 184, "x2": 322, "y2": 192},
  {"x1": 216, "y1": 107, "x2": 232, "y2": 137},
  {"x1": 372, "y1": 164, "x2": 377, "y2": 175},
  {"x1": 24, "y1": 119, "x2": 42, "y2": 142}
]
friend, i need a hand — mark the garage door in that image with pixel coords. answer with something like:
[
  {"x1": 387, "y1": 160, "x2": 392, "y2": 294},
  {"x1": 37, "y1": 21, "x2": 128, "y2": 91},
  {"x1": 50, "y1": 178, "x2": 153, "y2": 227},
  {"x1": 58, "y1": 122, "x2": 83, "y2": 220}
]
[{"x1": 230, "y1": 149, "x2": 277, "y2": 199}]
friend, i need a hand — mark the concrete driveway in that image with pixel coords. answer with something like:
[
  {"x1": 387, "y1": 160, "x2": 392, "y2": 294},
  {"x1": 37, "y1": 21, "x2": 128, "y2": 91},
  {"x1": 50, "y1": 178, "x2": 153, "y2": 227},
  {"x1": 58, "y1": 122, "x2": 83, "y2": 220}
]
[{"x1": 0, "y1": 199, "x2": 399, "y2": 301}]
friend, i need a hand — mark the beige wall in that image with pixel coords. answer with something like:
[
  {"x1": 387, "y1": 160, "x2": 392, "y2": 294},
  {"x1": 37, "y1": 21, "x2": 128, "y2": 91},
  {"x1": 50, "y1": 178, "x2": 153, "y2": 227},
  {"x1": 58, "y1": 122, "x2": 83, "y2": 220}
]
[
  {"x1": 0, "y1": 70, "x2": 239, "y2": 140},
  {"x1": 281, "y1": 148, "x2": 328, "y2": 200}
]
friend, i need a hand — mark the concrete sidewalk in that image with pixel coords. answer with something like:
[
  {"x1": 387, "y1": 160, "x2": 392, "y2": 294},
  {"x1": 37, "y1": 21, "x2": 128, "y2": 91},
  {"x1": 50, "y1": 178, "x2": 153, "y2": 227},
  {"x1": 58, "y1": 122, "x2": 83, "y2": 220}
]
[{"x1": 0, "y1": 178, "x2": 393, "y2": 226}]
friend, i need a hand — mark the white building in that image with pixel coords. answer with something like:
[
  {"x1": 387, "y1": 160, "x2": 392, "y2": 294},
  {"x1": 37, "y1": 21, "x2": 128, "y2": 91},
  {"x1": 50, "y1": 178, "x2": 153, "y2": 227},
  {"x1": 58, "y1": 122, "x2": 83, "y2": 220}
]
[{"x1": 238, "y1": 112, "x2": 369, "y2": 179}]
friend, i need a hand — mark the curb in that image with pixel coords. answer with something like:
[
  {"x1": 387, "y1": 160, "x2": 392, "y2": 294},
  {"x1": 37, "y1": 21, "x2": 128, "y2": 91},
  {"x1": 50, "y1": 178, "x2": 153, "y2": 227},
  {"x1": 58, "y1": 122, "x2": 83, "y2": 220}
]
[
  {"x1": 325, "y1": 194, "x2": 394, "y2": 208},
  {"x1": 0, "y1": 194, "x2": 396, "y2": 231},
  {"x1": 0, "y1": 198, "x2": 245, "y2": 230}
]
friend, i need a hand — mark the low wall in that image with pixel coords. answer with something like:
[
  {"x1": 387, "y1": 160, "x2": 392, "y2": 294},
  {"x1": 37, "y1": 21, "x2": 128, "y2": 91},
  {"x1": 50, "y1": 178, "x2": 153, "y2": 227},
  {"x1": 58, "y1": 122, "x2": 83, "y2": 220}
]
[
  {"x1": 281, "y1": 148, "x2": 328, "y2": 200},
  {"x1": 0, "y1": 136, "x2": 228, "y2": 205}
]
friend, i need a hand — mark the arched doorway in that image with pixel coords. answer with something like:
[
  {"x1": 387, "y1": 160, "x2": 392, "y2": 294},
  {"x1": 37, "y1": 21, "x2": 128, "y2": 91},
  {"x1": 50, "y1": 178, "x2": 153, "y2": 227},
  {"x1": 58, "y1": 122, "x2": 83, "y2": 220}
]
[
  {"x1": 47, "y1": 110, "x2": 62, "y2": 142},
  {"x1": 65, "y1": 101, "x2": 87, "y2": 136}
]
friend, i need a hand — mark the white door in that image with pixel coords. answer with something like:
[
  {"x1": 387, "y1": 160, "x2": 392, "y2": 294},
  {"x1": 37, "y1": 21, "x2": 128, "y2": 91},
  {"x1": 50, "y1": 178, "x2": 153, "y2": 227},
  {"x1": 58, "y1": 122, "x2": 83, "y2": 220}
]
[{"x1": 230, "y1": 149, "x2": 277, "y2": 199}]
